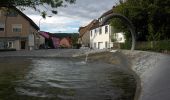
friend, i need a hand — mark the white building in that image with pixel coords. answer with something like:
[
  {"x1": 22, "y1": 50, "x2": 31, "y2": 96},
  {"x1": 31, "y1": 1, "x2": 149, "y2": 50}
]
[
  {"x1": 90, "y1": 9, "x2": 126, "y2": 49},
  {"x1": 90, "y1": 24, "x2": 112, "y2": 49}
]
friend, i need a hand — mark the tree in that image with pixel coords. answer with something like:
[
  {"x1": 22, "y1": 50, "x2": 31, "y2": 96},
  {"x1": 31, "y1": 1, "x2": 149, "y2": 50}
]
[
  {"x1": 111, "y1": 0, "x2": 170, "y2": 41},
  {"x1": 0, "y1": 0, "x2": 76, "y2": 18},
  {"x1": 71, "y1": 33, "x2": 79, "y2": 45}
]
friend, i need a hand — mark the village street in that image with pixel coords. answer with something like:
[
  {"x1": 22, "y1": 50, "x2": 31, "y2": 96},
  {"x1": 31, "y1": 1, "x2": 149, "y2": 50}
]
[{"x1": 0, "y1": 49, "x2": 87, "y2": 58}]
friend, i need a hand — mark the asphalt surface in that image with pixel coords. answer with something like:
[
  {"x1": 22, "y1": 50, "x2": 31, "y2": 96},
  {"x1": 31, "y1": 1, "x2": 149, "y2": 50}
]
[
  {"x1": 0, "y1": 49, "x2": 108, "y2": 58},
  {"x1": 0, "y1": 49, "x2": 87, "y2": 58}
]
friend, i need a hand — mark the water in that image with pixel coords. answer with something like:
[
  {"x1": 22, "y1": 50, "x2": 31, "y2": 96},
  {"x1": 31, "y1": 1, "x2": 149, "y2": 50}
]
[{"x1": 0, "y1": 57, "x2": 136, "y2": 100}]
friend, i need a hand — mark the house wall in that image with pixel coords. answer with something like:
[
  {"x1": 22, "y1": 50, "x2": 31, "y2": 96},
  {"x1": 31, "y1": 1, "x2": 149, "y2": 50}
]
[
  {"x1": 59, "y1": 38, "x2": 71, "y2": 48},
  {"x1": 39, "y1": 35, "x2": 45, "y2": 45},
  {"x1": 90, "y1": 24, "x2": 126, "y2": 49},
  {"x1": 13, "y1": 40, "x2": 20, "y2": 50},
  {"x1": 0, "y1": 11, "x2": 30, "y2": 37},
  {"x1": 90, "y1": 25, "x2": 113, "y2": 49},
  {"x1": 0, "y1": 8, "x2": 39, "y2": 50},
  {"x1": 81, "y1": 31, "x2": 90, "y2": 47},
  {"x1": 114, "y1": 32, "x2": 126, "y2": 43}
]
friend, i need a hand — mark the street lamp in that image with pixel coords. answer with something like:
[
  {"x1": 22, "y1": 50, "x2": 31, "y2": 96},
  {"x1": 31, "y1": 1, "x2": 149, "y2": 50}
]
[{"x1": 38, "y1": 16, "x2": 52, "y2": 31}]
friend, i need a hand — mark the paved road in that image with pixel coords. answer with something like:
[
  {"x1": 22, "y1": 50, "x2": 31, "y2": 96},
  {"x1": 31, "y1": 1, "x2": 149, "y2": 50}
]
[
  {"x1": 0, "y1": 49, "x2": 108, "y2": 58},
  {"x1": 0, "y1": 49, "x2": 85, "y2": 57}
]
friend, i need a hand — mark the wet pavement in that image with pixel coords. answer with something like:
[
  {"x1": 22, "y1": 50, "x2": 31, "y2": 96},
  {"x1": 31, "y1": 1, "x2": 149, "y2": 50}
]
[
  {"x1": 0, "y1": 49, "x2": 97, "y2": 58},
  {"x1": 0, "y1": 57, "x2": 136, "y2": 100}
]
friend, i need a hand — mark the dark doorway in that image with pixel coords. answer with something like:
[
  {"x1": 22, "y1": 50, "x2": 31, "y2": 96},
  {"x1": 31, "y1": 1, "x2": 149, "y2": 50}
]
[{"x1": 21, "y1": 41, "x2": 26, "y2": 49}]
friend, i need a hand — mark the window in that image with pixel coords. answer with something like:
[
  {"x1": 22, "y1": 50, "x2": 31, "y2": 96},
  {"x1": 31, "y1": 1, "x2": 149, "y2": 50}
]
[
  {"x1": 95, "y1": 29, "x2": 97, "y2": 33},
  {"x1": 94, "y1": 43, "x2": 96, "y2": 48},
  {"x1": 0, "y1": 22, "x2": 5, "y2": 32},
  {"x1": 105, "y1": 41, "x2": 108, "y2": 48},
  {"x1": 118, "y1": 37, "x2": 123, "y2": 41},
  {"x1": 7, "y1": 10, "x2": 18, "y2": 17},
  {"x1": 12, "y1": 24, "x2": 22, "y2": 32},
  {"x1": 99, "y1": 27, "x2": 102, "y2": 35},
  {"x1": 105, "y1": 42, "x2": 107, "y2": 48},
  {"x1": 105, "y1": 26, "x2": 108, "y2": 33},
  {"x1": 90, "y1": 31, "x2": 93, "y2": 37},
  {"x1": 0, "y1": 41, "x2": 4, "y2": 49},
  {"x1": 7, "y1": 41, "x2": 13, "y2": 48},
  {"x1": 99, "y1": 18, "x2": 102, "y2": 22}
]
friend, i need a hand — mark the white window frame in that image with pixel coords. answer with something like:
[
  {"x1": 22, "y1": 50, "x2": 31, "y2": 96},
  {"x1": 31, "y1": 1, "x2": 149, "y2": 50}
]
[
  {"x1": 105, "y1": 26, "x2": 108, "y2": 34},
  {"x1": 95, "y1": 29, "x2": 97, "y2": 33},
  {"x1": 12, "y1": 24, "x2": 22, "y2": 33},
  {"x1": 94, "y1": 42, "x2": 96, "y2": 48},
  {"x1": 7, "y1": 41, "x2": 13, "y2": 48}
]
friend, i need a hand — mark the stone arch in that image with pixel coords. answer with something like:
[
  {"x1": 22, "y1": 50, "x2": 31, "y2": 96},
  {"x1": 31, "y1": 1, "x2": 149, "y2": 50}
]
[{"x1": 100, "y1": 13, "x2": 136, "y2": 51}]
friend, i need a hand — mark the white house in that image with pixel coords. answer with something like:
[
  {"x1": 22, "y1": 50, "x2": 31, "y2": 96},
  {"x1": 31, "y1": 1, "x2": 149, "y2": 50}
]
[
  {"x1": 90, "y1": 23, "x2": 112, "y2": 49},
  {"x1": 90, "y1": 9, "x2": 126, "y2": 49}
]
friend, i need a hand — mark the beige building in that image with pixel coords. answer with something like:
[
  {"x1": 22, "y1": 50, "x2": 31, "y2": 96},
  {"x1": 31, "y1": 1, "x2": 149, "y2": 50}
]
[
  {"x1": 78, "y1": 20, "x2": 96, "y2": 47},
  {"x1": 0, "y1": 7, "x2": 44, "y2": 50}
]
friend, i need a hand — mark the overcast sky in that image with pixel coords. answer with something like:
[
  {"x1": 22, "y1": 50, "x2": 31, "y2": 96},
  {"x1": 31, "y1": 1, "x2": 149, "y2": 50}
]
[{"x1": 23, "y1": 0, "x2": 119, "y2": 33}]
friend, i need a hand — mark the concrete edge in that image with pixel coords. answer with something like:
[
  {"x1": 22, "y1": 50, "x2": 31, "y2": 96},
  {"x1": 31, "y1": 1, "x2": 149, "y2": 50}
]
[{"x1": 119, "y1": 50, "x2": 170, "y2": 100}]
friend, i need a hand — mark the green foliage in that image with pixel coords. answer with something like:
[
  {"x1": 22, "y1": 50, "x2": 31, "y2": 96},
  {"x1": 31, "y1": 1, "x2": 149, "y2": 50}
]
[
  {"x1": 120, "y1": 40, "x2": 131, "y2": 49},
  {"x1": 131, "y1": 40, "x2": 170, "y2": 52},
  {"x1": 71, "y1": 33, "x2": 79, "y2": 45},
  {"x1": 0, "y1": 0, "x2": 76, "y2": 17},
  {"x1": 111, "y1": 0, "x2": 170, "y2": 41}
]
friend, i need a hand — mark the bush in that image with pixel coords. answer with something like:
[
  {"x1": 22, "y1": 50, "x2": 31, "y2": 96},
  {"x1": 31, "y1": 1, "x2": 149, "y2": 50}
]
[{"x1": 121, "y1": 40, "x2": 170, "y2": 53}]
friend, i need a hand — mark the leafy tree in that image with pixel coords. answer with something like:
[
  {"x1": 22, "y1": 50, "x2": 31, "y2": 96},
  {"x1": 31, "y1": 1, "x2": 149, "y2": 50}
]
[
  {"x1": 111, "y1": 0, "x2": 170, "y2": 41},
  {"x1": 71, "y1": 33, "x2": 79, "y2": 45},
  {"x1": 0, "y1": 0, "x2": 76, "y2": 18}
]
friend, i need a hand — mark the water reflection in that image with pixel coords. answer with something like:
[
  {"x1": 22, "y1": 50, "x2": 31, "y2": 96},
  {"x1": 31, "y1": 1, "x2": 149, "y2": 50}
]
[{"x1": 0, "y1": 58, "x2": 136, "y2": 100}]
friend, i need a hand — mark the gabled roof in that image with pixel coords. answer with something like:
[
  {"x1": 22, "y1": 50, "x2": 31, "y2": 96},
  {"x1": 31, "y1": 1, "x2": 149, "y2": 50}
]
[
  {"x1": 13, "y1": 7, "x2": 39, "y2": 30},
  {"x1": 0, "y1": 6, "x2": 39, "y2": 30},
  {"x1": 99, "y1": 9, "x2": 113, "y2": 18},
  {"x1": 99, "y1": 6, "x2": 115, "y2": 18},
  {"x1": 90, "y1": 20, "x2": 100, "y2": 30},
  {"x1": 79, "y1": 20, "x2": 97, "y2": 37},
  {"x1": 79, "y1": 5, "x2": 115, "y2": 32},
  {"x1": 90, "y1": 7, "x2": 115, "y2": 30}
]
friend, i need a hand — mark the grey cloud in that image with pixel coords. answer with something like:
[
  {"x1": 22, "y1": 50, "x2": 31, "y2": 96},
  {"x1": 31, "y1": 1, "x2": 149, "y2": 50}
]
[
  {"x1": 23, "y1": 0, "x2": 118, "y2": 32},
  {"x1": 24, "y1": 0, "x2": 118, "y2": 19},
  {"x1": 57, "y1": 0, "x2": 118, "y2": 20}
]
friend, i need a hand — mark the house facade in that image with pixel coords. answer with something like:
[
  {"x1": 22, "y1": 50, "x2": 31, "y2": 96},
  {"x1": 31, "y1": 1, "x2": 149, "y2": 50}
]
[
  {"x1": 0, "y1": 7, "x2": 42, "y2": 50},
  {"x1": 89, "y1": 8, "x2": 125, "y2": 49},
  {"x1": 90, "y1": 22, "x2": 113, "y2": 49},
  {"x1": 78, "y1": 20, "x2": 96, "y2": 47}
]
